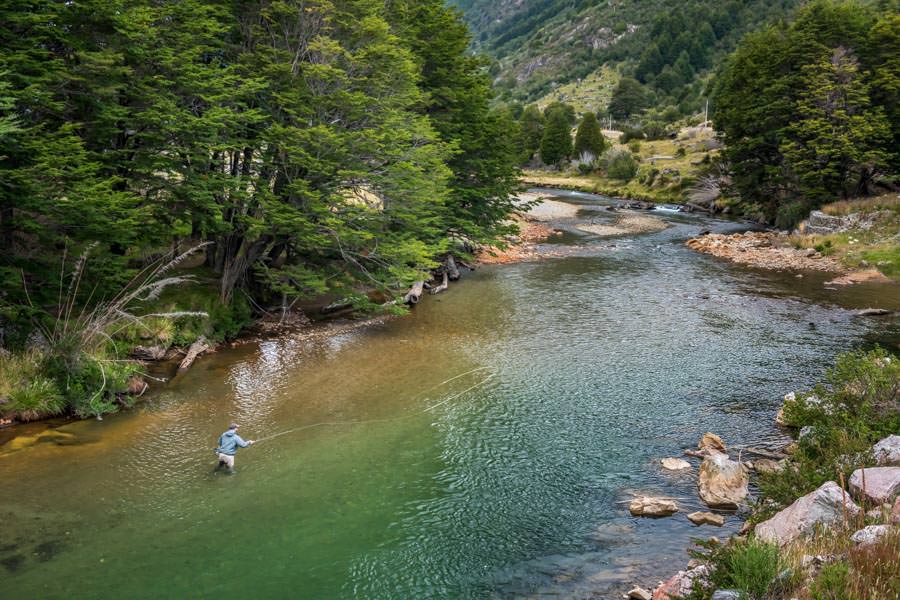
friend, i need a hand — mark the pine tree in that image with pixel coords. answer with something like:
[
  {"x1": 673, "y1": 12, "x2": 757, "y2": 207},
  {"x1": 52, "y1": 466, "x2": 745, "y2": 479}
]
[
  {"x1": 518, "y1": 105, "x2": 545, "y2": 162},
  {"x1": 608, "y1": 78, "x2": 650, "y2": 120},
  {"x1": 574, "y1": 112, "x2": 608, "y2": 159},
  {"x1": 540, "y1": 109, "x2": 573, "y2": 167}
]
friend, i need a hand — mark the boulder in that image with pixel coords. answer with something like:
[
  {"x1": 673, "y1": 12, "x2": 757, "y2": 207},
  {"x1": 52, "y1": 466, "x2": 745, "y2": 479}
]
[
  {"x1": 753, "y1": 459, "x2": 785, "y2": 474},
  {"x1": 698, "y1": 432, "x2": 726, "y2": 453},
  {"x1": 850, "y1": 524, "x2": 892, "y2": 546},
  {"x1": 873, "y1": 435, "x2": 900, "y2": 465},
  {"x1": 849, "y1": 467, "x2": 900, "y2": 505},
  {"x1": 626, "y1": 587, "x2": 652, "y2": 600},
  {"x1": 687, "y1": 511, "x2": 725, "y2": 526},
  {"x1": 756, "y1": 481, "x2": 861, "y2": 546},
  {"x1": 698, "y1": 450, "x2": 749, "y2": 508},
  {"x1": 630, "y1": 497, "x2": 678, "y2": 517},
  {"x1": 652, "y1": 566, "x2": 709, "y2": 600},
  {"x1": 661, "y1": 458, "x2": 692, "y2": 471}
]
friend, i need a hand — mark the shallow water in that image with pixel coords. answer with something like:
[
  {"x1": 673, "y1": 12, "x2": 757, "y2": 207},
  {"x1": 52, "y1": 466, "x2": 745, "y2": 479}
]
[{"x1": 2, "y1": 191, "x2": 898, "y2": 599}]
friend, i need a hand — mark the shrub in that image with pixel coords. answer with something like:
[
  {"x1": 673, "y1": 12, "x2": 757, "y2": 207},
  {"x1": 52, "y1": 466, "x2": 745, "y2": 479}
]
[
  {"x1": 0, "y1": 351, "x2": 66, "y2": 421},
  {"x1": 809, "y1": 563, "x2": 851, "y2": 600},
  {"x1": 620, "y1": 126, "x2": 644, "y2": 143},
  {"x1": 628, "y1": 140, "x2": 642, "y2": 154},
  {"x1": 688, "y1": 538, "x2": 786, "y2": 600},
  {"x1": 604, "y1": 149, "x2": 639, "y2": 182}
]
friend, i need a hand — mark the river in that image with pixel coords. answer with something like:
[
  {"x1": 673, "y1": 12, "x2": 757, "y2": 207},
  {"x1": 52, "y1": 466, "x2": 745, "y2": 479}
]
[{"x1": 2, "y1": 190, "x2": 898, "y2": 599}]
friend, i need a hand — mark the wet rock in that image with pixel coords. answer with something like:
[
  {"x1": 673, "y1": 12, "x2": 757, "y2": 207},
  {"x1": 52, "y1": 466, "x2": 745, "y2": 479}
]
[
  {"x1": 850, "y1": 525, "x2": 892, "y2": 546},
  {"x1": 873, "y1": 435, "x2": 900, "y2": 465},
  {"x1": 661, "y1": 458, "x2": 691, "y2": 471},
  {"x1": 698, "y1": 432, "x2": 726, "y2": 453},
  {"x1": 626, "y1": 587, "x2": 652, "y2": 600},
  {"x1": 629, "y1": 497, "x2": 678, "y2": 517},
  {"x1": 652, "y1": 565, "x2": 709, "y2": 600},
  {"x1": 687, "y1": 511, "x2": 725, "y2": 526},
  {"x1": 849, "y1": 467, "x2": 900, "y2": 505},
  {"x1": 756, "y1": 481, "x2": 861, "y2": 546},
  {"x1": 698, "y1": 450, "x2": 749, "y2": 509},
  {"x1": 131, "y1": 345, "x2": 167, "y2": 361},
  {"x1": 753, "y1": 458, "x2": 785, "y2": 474},
  {"x1": 711, "y1": 591, "x2": 741, "y2": 600},
  {"x1": 854, "y1": 308, "x2": 892, "y2": 317}
]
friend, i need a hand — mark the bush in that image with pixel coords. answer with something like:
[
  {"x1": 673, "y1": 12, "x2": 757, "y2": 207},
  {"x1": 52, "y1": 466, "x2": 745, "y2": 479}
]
[
  {"x1": 604, "y1": 149, "x2": 639, "y2": 181},
  {"x1": 0, "y1": 351, "x2": 66, "y2": 421},
  {"x1": 688, "y1": 538, "x2": 786, "y2": 600},
  {"x1": 628, "y1": 140, "x2": 642, "y2": 154},
  {"x1": 620, "y1": 126, "x2": 645, "y2": 143}
]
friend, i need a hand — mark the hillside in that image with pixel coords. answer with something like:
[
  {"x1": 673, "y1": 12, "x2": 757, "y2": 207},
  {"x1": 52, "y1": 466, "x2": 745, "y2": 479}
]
[{"x1": 453, "y1": 0, "x2": 801, "y2": 118}]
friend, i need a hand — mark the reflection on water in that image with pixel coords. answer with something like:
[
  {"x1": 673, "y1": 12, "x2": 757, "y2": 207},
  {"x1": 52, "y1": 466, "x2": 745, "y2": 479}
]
[{"x1": 2, "y1": 192, "x2": 898, "y2": 599}]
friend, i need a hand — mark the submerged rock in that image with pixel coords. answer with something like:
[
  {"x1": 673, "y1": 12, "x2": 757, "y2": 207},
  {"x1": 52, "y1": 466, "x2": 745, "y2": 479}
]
[
  {"x1": 755, "y1": 481, "x2": 861, "y2": 546},
  {"x1": 698, "y1": 451, "x2": 748, "y2": 509},
  {"x1": 687, "y1": 511, "x2": 725, "y2": 526},
  {"x1": 849, "y1": 467, "x2": 900, "y2": 505},
  {"x1": 629, "y1": 497, "x2": 678, "y2": 517},
  {"x1": 661, "y1": 458, "x2": 691, "y2": 471},
  {"x1": 873, "y1": 435, "x2": 900, "y2": 465}
]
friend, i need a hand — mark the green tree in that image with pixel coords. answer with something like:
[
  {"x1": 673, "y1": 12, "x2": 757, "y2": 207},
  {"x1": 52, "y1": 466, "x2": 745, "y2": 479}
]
[
  {"x1": 540, "y1": 109, "x2": 573, "y2": 167},
  {"x1": 518, "y1": 104, "x2": 545, "y2": 162},
  {"x1": 543, "y1": 101, "x2": 577, "y2": 127},
  {"x1": 574, "y1": 112, "x2": 608, "y2": 159},
  {"x1": 608, "y1": 77, "x2": 650, "y2": 120}
]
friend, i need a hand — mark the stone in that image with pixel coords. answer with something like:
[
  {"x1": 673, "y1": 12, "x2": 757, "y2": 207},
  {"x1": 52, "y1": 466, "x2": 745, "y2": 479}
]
[
  {"x1": 131, "y1": 345, "x2": 166, "y2": 361},
  {"x1": 652, "y1": 566, "x2": 709, "y2": 600},
  {"x1": 754, "y1": 458, "x2": 785, "y2": 474},
  {"x1": 850, "y1": 525, "x2": 892, "y2": 546},
  {"x1": 849, "y1": 467, "x2": 900, "y2": 505},
  {"x1": 893, "y1": 497, "x2": 900, "y2": 524},
  {"x1": 711, "y1": 591, "x2": 742, "y2": 600},
  {"x1": 698, "y1": 450, "x2": 749, "y2": 509},
  {"x1": 775, "y1": 407, "x2": 787, "y2": 426},
  {"x1": 855, "y1": 308, "x2": 892, "y2": 317},
  {"x1": 756, "y1": 481, "x2": 861, "y2": 546},
  {"x1": 626, "y1": 587, "x2": 652, "y2": 600},
  {"x1": 629, "y1": 497, "x2": 678, "y2": 517},
  {"x1": 687, "y1": 511, "x2": 725, "y2": 526},
  {"x1": 698, "y1": 432, "x2": 726, "y2": 453},
  {"x1": 661, "y1": 458, "x2": 692, "y2": 471},
  {"x1": 873, "y1": 435, "x2": 900, "y2": 465}
]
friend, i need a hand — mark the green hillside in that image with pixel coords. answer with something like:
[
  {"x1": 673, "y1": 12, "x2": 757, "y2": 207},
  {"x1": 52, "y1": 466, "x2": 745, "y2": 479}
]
[{"x1": 453, "y1": 0, "x2": 801, "y2": 118}]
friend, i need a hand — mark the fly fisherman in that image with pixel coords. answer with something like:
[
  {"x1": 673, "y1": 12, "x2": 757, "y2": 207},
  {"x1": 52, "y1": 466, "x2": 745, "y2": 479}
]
[{"x1": 215, "y1": 423, "x2": 255, "y2": 473}]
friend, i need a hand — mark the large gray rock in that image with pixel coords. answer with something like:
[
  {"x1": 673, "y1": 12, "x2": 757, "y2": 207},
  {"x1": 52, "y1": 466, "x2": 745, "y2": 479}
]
[
  {"x1": 698, "y1": 450, "x2": 749, "y2": 509},
  {"x1": 756, "y1": 481, "x2": 861, "y2": 546},
  {"x1": 873, "y1": 435, "x2": 900, "y2": 465},
  {"x1": 849, "y1": 467, "x2": 900, "y2": 504},
  {"x1": 850, "y1": 525, "x2": 892, "y2": 546}
]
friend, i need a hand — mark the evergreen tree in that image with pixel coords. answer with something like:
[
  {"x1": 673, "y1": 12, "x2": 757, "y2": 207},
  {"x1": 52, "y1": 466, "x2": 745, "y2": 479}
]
[
  {"x1": 519, "y1": 105, "x2": 545, "y2": 162},
  {"x1": 540, "y1": 109, "x2": 573, "y2": 167},
  {"x1": 608, "y1": 77, "x2": 650, "y2": 120},
  {"x1": 574, "y1": 112, "x2": 608, "y2": 159}
]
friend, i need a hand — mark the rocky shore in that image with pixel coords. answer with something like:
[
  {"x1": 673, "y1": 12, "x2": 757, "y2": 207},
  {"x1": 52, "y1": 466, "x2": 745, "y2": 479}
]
[{"x1": 685, "y1": 232, "x2": 843, "y2": 273}]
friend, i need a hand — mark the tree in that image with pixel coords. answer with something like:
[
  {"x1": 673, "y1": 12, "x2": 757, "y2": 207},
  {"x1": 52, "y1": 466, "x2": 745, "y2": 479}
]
[
  {"x1": 540, "y1": 109, "x2": 573, "y2": 167},
  {"x1": 574, "y1": 112, "x2": 608, "y2": 159},
  {"x1": 543, "y1": 101, "x2": 577, "y2": 127},
  {"x1": 518, "y1": 104, "x2": 545, "y2": 162},
  {"x1": 608, "y1": 77, "x2": 650, "y2": 120}
]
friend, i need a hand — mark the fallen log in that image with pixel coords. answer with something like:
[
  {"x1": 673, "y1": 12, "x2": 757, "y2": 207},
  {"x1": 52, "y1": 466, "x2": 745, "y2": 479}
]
[
  {"x1": 404, "y1": 281, "x2": 425, "y2": 305},
  {"x1": 430, "y1": 272, "x2": 449, "y2": 295},
  {"x1": 179, "y1": 336, "x2": 210, "y2": 371},
  {"x1": 446, "y1": 255, "x2": 461, "y2": 281}
]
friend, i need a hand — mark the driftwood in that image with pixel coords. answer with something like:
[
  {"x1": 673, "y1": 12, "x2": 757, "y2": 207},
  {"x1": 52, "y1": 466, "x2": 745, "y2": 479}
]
[
  {"x1": 404, "y1": 281, "x2": 425, "y2": 305},
  {"x1": 178, "y1": 336, "x2": 210, "y2": 371},
  {"x1": 321, "y1": 300, "x2": 353, "y2": 315},
  {"x1": 430, "y1": 272, "x2": 449, "y2": 295}
]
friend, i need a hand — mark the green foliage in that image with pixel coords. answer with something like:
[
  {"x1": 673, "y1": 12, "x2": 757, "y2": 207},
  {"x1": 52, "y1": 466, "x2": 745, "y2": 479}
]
[
  {"x1": 687, "y1": 538, "x2": 787, "y2": 600},
  {"x1": 540, "y1": 108, "x2": 573, "y2": 167},
  {"x1": 604, "y1": 149, "x2": 639, "y2": 181},
  {"x1": 0, "y1": 351, "x2": 65, "y2": 421},
  {"x1": 518, "y1": 104, "x2": 545, "y2": 162},
  {"x1": 574, "y1": 112, "x2": 608, "y2": 159},
  {"x1": 608, "y1": 77, "x2": 650, "y2": 120},
  {"x1": 809, "y1": 562, "x2": 852, "y2": 600},
  {"x1": 761, "y1": 348, "x2": 899, "y2": 507},
  {"x1": 713, "y1": 0, "x2": 900, "y2": 224}
]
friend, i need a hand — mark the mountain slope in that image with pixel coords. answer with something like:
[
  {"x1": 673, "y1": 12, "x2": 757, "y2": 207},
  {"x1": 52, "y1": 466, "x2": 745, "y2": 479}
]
[{"x1": 453, "y1": 0, "x2": 801, "y2": 116}]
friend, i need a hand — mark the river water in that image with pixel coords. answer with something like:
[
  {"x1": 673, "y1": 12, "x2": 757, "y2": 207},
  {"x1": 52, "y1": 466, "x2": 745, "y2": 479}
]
[{"x1": 2, "y1": 190, "x2": 899, "y2": 599}]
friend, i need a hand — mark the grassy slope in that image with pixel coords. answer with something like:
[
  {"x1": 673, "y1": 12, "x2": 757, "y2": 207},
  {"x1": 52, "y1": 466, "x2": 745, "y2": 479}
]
[{"x1": 535, "y1": 65, "x2": 620, "y2": 114}]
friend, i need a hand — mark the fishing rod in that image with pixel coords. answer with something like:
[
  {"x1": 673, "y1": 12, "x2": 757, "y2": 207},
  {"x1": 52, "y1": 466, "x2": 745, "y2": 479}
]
[{"x1": 252, "y1": 368, "x2": 495, "y2": 445}]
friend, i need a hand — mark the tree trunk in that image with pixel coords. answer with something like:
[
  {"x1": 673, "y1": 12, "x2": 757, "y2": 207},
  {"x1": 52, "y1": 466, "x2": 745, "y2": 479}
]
[
  {"x1": 178, "y1": 336, "x2": 210, "y2": 371},
  {"x1": 446, "y1": 255, "x2": 460, "y2": 281},
  {"x1": 403, "y1": 281, "x2": 425, "y2": 304},
  {"x1": 430, "y1": 272, "x2": 449, "y2": 295}
]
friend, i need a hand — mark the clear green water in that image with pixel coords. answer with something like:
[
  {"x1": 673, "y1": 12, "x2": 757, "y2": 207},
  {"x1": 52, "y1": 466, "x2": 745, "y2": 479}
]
[{"x1": 2, "y1": 191, "x2": 898, "y2": 599}]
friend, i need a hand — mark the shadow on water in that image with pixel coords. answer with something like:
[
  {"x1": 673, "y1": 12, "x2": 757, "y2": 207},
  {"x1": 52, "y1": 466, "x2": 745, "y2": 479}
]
[{"x1": 1, "y1": 190, "x2": 898, "y2": 599}]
